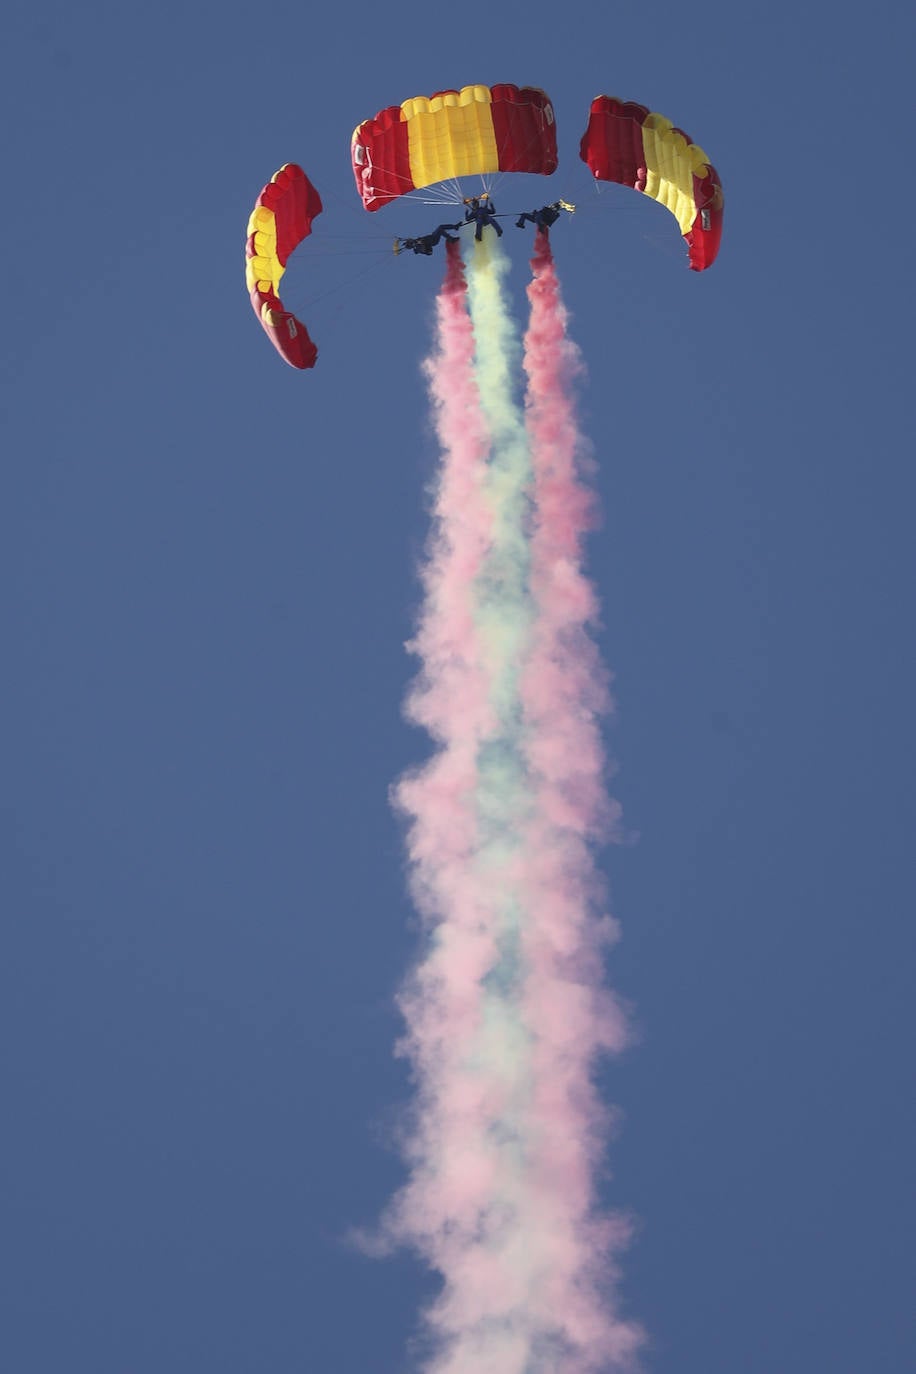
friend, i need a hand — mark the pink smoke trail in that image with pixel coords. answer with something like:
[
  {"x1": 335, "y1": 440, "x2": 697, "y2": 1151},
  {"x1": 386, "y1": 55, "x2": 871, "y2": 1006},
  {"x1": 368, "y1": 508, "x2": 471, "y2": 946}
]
[
  {"x1": 387, "y1": 240, "x2": 505, "y2": 1267},
  {"x1": 518, "y1": 229, "x2": 644, "y2": 1370}
]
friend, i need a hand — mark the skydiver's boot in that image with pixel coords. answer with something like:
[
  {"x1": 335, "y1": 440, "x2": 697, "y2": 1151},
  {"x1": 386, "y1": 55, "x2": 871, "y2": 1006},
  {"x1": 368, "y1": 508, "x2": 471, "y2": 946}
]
[{"x1": 393, "y1": 238, "x2": 402, "y2": 255}]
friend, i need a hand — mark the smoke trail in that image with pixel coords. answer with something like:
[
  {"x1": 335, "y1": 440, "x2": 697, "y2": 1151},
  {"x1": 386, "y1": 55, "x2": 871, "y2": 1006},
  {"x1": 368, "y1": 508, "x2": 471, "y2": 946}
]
[
  {"x1": 517, "y1": 230, "x2": 643, "y2": 1370},
  {"x1": 388, "y1": 240, "x2": 509, "y2": 1300},
  {"x1": 386, "y1": 232, "x2": 642, "y2": 1374}
]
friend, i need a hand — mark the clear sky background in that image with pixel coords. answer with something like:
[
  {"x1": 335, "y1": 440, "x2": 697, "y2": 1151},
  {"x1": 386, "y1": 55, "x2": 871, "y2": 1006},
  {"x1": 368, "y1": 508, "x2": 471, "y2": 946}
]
[{"x1": 3, "y1": 3, "x2": 914, "y2": 1372}]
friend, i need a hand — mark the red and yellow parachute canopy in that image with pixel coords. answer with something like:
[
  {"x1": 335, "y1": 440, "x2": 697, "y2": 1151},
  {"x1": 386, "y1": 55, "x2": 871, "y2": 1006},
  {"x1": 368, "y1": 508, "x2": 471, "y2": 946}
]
[
  {"x1": 245, "y1": 164, "x2": 322, "y2": 369},
  {"x1": 351, "y1": 83, "x2": 558, "y2": 211},
  {"x1": 579, "y1": 96, "x2": 723, "y2": 271},
  {"x1": 245, "y1": 87, "x2": 724, "y2": 371}
]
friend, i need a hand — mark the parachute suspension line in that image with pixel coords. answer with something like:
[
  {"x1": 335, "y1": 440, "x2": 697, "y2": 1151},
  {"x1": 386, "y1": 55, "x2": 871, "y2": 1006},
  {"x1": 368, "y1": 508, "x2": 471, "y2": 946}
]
[
  {"x1": 297, "y1": 251, "x2": 396, "y2": 312},
  {"x1": 301, "y1": 235, "x2": 401, "y2": 256},
  {"x1": 437, "y1": 177, "x2": 466, "y2": 206},
  {"x1": 357, "y1": 156, "x2": 471, "y2": 211},
  {"x1": 361, "y1": 162, "x2": 417, "y2": 195},
  {"x1": 318, "y1": 180, "x2": 385, "y2": 226},
  {"x1": 374, "y1": 182, "x2": 468, "y2": 211},
  {"x1": 485, "y1": 116, "x2": 516, "y2": 202}
]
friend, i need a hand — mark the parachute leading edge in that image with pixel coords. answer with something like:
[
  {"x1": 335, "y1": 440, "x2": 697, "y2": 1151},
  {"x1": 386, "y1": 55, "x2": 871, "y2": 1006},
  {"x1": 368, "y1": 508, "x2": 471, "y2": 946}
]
[
  {"x1": 246, "y1": 164, "x2": 322, "y2": 369},
  {"x1": 580, "y1": 96, "x2": 723, "y2": 270},
  {"x1": 352, "y1": 83, "x2": 558, "y2": 211}
]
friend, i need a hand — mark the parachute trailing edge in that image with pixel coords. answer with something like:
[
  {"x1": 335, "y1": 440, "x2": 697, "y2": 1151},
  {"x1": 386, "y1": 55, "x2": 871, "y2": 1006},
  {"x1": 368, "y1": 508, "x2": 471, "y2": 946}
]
[
  {"x1": 245, "y1": 164, "x2": 322, "y2": 369},
  {"x1": 579, "y1": 96, "x2": 723, "y2": 270},
  {"x1": 351, "y1": 84, "x2": 558, "y2": 212}
]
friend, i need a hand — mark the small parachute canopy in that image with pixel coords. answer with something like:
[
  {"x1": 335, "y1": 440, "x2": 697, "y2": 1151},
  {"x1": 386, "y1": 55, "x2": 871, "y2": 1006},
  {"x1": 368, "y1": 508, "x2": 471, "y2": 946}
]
[
  {"x1": 579, "y1": 96, "x2": 723, "y2": 271},
  {"x1": 245, "y1": 164, "x2": 322, "y2": 369},
  {"x1": 352, "y1": 83, "x2": 558, "y2": 212}
]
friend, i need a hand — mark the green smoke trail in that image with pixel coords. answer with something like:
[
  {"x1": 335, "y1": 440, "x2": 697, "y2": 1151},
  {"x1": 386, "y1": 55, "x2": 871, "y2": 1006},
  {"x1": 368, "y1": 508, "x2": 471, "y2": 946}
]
[
  {"x1": 462, "y1": 232, "x2": 541, "y2": 1233},
  {"x1": 465, "y1": 234, "x2": 533, "y2": 748}
]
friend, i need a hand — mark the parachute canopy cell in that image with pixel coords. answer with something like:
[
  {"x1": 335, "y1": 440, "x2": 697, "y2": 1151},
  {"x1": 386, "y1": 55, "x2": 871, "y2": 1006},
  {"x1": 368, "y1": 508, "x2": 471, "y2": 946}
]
[
  {"x1": 579, "y1": 97, "x2": 723, "y2": 270},
  {"x1": 352, "y1": 84, "x2": 558, "y2": 211},
  {"x1": 246, "y1": 164, "x2": 322, "y2": 369}
]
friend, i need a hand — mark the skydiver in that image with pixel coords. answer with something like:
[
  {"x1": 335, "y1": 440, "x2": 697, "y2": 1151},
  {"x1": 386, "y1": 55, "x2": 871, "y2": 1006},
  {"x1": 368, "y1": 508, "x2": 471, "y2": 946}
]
[
  {"x1": 395, "y1": 223, "x2": 462, "y2": 256},
  {"x1": 464, "y1": 195, "x2": 503, "y2": 241},
  {"x1": 515, "y1": 200, "x2": 575, "y2": 231}
]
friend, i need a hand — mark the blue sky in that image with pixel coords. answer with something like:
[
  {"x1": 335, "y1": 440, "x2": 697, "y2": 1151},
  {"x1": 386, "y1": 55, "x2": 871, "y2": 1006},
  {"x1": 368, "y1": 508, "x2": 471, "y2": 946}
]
[{"x1": 2, "y1": 3, "x2": 914, "y2": 1371}]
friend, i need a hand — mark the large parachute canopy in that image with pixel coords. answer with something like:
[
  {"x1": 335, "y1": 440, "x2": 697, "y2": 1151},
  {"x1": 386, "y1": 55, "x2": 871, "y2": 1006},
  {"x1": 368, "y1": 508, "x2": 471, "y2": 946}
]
[
  {"x1": 579, "y1": 96, "x2": 723, "y2": 270},
  {"x1": 351, "y1": 83, "x2": 558, "y2": 211},
  {"x1": 246, "y1": 164, "x2": 322, "y2": 369}
]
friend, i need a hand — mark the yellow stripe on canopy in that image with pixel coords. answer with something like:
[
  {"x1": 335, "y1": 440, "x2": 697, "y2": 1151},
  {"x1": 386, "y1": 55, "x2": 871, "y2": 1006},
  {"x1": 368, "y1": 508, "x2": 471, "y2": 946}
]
[
  {"x1": 641, "y1": 113, "x2": 709, "y2": 236},
  {"x1": 245, "y1": 205, "x2": 284, "y2": 295},
  {"x1": 403, "y1": 85, "x2": 500, "y2": 191}
]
